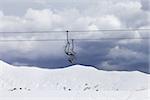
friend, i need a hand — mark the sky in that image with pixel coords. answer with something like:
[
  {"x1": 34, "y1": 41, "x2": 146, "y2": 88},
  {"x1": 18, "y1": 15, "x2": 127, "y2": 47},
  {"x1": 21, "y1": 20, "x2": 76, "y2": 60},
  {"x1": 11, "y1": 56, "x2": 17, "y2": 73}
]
[{"x1": 0, "y1": 0, "x2": 149, "y2": 73}]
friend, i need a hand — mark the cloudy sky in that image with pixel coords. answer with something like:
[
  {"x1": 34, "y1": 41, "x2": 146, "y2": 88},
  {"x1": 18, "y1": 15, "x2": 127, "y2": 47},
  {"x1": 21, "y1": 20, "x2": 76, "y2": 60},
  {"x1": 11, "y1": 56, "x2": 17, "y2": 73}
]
[{"x1": 0, "y1": 0, "x2": 149, "y2": 73}]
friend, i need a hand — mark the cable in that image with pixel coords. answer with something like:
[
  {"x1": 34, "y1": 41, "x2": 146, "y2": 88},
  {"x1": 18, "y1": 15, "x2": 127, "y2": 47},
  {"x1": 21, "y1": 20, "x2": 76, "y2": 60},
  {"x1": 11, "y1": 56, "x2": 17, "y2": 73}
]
[
  {"x1": 0, "y1": 38, "x2": 149, "y2": 42},
  {"x1": 0, "y1": 29, "x2": 150, "y2": 34},
  {"x1": 69, "y1": 29, "x2": 150, "y2": 32},
  {"x1": 0, "y1": 29, "x2": 149, "y2": 42},
  {"x1": 2, "y1": 31, "x2": 54, "y2": 33}
]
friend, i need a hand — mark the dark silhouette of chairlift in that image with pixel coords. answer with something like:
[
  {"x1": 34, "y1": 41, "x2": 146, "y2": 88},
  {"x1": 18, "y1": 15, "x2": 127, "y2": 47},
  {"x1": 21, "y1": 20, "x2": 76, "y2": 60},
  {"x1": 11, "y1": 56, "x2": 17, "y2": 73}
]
[{"x1": 64, "y1": 30, "x2": 76, "y2": 64}]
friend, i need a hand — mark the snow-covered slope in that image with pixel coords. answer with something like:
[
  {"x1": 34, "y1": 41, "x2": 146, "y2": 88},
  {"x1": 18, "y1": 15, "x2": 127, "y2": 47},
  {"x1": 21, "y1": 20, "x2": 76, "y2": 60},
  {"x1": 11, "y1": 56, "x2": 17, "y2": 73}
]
[{"x1": 0, "y1": 60, "x2": 149, "y2": 100}]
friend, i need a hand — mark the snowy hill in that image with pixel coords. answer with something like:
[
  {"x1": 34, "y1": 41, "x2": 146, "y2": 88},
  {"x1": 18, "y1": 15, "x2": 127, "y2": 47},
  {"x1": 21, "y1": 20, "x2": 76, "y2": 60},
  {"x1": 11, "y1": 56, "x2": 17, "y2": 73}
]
[{"x1": 0, "y1": 60, "x2": 150, "y2": 100}]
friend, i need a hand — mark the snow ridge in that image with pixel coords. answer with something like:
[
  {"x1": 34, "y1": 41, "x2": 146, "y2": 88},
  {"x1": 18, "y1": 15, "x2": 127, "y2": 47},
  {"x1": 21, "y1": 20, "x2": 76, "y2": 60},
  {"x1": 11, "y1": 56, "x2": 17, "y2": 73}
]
[{"x1": 0, "y1": 60, "x2": 149, "y2": 100}]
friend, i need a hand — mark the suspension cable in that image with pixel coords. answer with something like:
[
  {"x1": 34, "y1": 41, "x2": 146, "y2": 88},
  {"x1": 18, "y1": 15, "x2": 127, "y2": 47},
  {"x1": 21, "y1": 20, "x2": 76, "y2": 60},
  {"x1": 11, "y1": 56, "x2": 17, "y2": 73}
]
[{"x1": 0, "y1": 28, "x2": 149, "y2": 34}]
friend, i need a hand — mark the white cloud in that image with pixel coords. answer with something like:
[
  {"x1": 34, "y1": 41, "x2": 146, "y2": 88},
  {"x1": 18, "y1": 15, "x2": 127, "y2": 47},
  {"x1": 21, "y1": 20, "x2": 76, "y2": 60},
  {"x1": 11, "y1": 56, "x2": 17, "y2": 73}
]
[
  {"x1": 0, "y1": 9, "x2": 66, "y2": 59},
  {"x1": 0, "y1": 11, "x2": 3, "y2": 17},
  {"x1": 95, "y1": 15, "x2": 122, "y2": 29},
  {"x1": 100, "y1": 61, "x2": 123, "y2": 70},
  {"x1": 107, "y1": 46, "x2": 146, "y2": 60},
  {"x1": 24, "y1": 8, "x2": 63, "y2": 30},
  {"x1": 118, "y1": 31, "x2": 142, "y2": 44}
]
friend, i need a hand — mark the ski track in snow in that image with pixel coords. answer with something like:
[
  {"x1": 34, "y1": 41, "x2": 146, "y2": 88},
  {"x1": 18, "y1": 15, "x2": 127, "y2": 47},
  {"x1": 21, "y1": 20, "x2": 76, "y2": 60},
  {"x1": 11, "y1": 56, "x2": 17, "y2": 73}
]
[{"x1": 0, "y1": 60, "x2": 150, "y2": 100}]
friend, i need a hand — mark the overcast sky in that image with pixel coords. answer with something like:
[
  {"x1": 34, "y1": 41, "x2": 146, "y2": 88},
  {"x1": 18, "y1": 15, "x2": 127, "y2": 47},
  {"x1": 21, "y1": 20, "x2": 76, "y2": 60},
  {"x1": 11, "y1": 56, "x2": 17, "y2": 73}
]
[{"x1": 0, "y1": 0, "x2": 149, "y2": 73}]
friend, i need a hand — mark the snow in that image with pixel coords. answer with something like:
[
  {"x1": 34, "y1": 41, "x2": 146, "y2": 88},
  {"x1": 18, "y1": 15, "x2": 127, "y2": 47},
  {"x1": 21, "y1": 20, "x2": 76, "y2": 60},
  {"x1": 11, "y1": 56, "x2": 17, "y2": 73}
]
[{"x1": 0, "y1": 60, "x2": 150, "y2": 100}]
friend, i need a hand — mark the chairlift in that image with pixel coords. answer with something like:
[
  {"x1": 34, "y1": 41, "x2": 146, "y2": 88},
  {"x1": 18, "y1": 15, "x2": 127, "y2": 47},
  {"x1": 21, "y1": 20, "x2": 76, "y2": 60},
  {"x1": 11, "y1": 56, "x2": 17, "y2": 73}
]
[{"x1": 64, "y1": 30, "x2": 76, "y2": 64}]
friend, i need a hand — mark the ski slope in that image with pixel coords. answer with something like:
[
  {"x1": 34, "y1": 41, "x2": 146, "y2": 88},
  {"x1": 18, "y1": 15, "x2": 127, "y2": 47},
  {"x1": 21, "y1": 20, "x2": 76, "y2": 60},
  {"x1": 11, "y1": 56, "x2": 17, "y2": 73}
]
[{"x1": 0, "y1": 60, "x2": 150, "y2": 100}]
